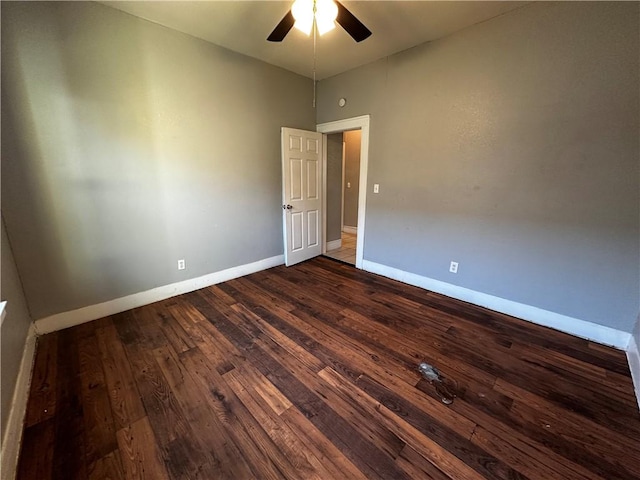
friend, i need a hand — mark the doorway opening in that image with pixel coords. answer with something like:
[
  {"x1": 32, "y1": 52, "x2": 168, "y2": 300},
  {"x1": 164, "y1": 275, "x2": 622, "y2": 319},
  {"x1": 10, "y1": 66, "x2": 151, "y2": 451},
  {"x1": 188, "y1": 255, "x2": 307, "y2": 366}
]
[
  {"x1": 324, "y1": 130, "x2": 360, "y2": 265},
  {"x1": 317, "y1": 115, "x2": 370, "y2": 269}
]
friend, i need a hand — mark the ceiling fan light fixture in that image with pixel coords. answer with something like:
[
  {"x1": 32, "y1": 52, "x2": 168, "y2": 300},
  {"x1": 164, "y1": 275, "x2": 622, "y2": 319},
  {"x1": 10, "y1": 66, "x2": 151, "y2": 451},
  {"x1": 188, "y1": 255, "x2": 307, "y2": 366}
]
[
  {"x1": 315, "y1": 0, "x2": 338, "y2": 35},
  {"x1": 292, "y1": 0, "x2": 338, "y2": 37},
  {"x1": 292, "y1": 0, "x2": 314, "y2": 35},
  {"x1": 267, "y1": 0, "x2": 370, "y2": 43}
]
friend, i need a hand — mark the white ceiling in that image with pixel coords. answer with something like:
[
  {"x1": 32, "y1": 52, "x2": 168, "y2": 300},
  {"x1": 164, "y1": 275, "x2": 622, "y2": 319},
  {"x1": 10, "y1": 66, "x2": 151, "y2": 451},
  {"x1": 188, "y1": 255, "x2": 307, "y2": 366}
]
[{"x1": 102, "y1": 1, "x2": 529, "y2": 80}]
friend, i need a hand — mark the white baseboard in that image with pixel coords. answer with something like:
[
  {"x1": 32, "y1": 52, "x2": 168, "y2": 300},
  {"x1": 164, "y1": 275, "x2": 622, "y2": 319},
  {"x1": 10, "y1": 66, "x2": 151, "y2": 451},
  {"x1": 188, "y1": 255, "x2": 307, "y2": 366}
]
[
  {"x1": 326, "y1": 239, "x2": 342, "y2": 251},
  {"x1": 627, "y1": 333, "x2": 640, "y2": 411},
  {"x1": 35, "y1": 255, "x2": 284, "y2": 334},
  {"x1": 362, "y1": 260, "x2": 631, "y2": 350},
  {"x1": 342, "y1": 226, "x2": 357, "y2": 235},
  {"x1": 1, "y1": 324, "x2": 37, "y2": 480}
]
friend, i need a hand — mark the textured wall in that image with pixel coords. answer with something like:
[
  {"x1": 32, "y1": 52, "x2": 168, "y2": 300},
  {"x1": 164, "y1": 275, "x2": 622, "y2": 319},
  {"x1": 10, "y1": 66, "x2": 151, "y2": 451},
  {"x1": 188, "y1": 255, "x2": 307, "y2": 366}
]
[
  {"x1": 1, "y1": 2, "x2": 315, "y2": 319},
  {"x1": 318, "y1": 2, "x2": 639, "y2": 332}
]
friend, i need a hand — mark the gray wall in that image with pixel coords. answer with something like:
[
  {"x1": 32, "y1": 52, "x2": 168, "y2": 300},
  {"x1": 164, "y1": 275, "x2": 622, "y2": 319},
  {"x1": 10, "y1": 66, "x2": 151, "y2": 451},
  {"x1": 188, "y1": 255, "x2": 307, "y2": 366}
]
[
  {"x1": 1, "y1": 218, "x2": 33, "y2": 441},
  {"x1": 318, "y1": 2, "x2": 639, "y2": 332},
  {"x1": 1, "y1": 2, "x2": 315, "y2": 320},
  {"x1": 326, "y1": 133, "x2": 343, "y2": 242},
  {"x1": 343, "y1": 130, "x2": 361, "y2": 228}
]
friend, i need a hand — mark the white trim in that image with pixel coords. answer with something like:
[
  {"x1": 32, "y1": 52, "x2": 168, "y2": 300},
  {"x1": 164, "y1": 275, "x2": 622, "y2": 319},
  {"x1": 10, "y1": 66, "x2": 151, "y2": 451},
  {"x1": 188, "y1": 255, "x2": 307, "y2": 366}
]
[
  {"x1": 341, "y1": 141, "x2": 346, "y2": 234},
  {"x1": 321, "y1": 134, "x2": 328, "y2": 255},
  {"x1": 317, "y1": 115, "x2": 370, "y2": 270},
  {"x1": 35, "y1": 255, "x2": 284, "y2": 334},
  {"x1": 281, "y1": 128, "x2": 291, "y2": 265},
  {"x1": 326, "y1": 239, "x2": 342, "y2": 251},
  {"x1": 362, "y1": 260, "x2": 631, "y2": 350},
  {"x1": 342, "y1": 226, "x2": 357, "y2": 235},
  {"x1": 627, "y1": 330, "x2": 640, "y2": 411},
  {"x1": 1, "y1": 323, "x2": 37, "y2": 480},
  {"x1": 0, "y1": 301, "x2": 7, "y2": 326}
]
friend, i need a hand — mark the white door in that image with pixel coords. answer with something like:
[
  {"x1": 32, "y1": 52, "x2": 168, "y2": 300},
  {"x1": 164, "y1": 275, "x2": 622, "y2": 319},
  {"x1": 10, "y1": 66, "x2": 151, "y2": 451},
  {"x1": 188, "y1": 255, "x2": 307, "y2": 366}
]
[{"x1": 282, "y1": 127, "x2": 323, "y2": 266}]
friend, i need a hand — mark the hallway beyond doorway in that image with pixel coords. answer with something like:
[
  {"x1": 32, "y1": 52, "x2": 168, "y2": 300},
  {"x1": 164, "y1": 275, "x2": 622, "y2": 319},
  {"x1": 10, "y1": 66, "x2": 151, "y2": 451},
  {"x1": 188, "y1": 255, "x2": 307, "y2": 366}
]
[{"x1": 324, "y1": 232, "x2": 356, "y2": 265}]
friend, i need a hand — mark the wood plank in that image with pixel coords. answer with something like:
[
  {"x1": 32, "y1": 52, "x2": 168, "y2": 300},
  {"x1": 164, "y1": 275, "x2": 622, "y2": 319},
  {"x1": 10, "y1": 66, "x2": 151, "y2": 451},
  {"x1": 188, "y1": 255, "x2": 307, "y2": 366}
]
[
  {"x1": 132, "y1": 306, "x2": 169, "y2": 350},
  {"x1": 495, "y1": 380, "x2": 640, "y2": 479},
  {"x1": 230, "y1": 276, "x2": 297, "y2": 312},
  {"x1": 151, "y1": 344, "x2": 224, "y2": 478},
  {"x1": 165, "y1": 301, "x2": 207, "y2": 344},
  {"x1": 153, "y1": 304, "x2": 196, "y2": 354},
  {"x1": 317, "y1": 366, "x2": 487, "y2": 480},
  {"x1": 396, "y1": 444, "x2": 454, "y2": 480},
  {"x1": 16, "y1": 418, "x2": 55, "y2": 480},
  {"x1": 440, "y1": 374, "x2": 607, "y2": 480},
  {"x1": 116, "y1": 417, "x2": 170, "y2": 480},
  {"x1": 77, "y1": 330, "x2": 118, "y2": 465},
  {"x1": 121, "y1": 329, "x2": 215, "y2": 479},
  {"x1": 95, "y1": 320, "x2": 146, "y2": 430},
  {"x1": 470, "y1": 425, "x2": 602, "y2": 480},
  {"x1": 236, "y1": 364, "x2": 293, "y2": 416},
  {"x1": 223, "y1": 367, "x2": 330, "y2": 480},
  {"x1": 338, "y1": 306, "x2": 499, "y2": 388},
  {"x1": 174, "y1": 347, "x2": 252, "y2": 479},
  {"x1": 87, "y1": 450, "x2": 126, "y2": 480},
  {"x1": 178, "y1": 345, "x2": 294, "y2": 480},
  {"x1": 502, "y1": 342, "x2": 640, "y2": 438},
  {"x1": 111, "y1": 310, "x2": 141, "y2": 346},
  {"x1": 51, "y1": 328, "x2": 87, "y2": 480},
  {"x1": 337, "y1": 369, "x2": 524, "y2": 480}
]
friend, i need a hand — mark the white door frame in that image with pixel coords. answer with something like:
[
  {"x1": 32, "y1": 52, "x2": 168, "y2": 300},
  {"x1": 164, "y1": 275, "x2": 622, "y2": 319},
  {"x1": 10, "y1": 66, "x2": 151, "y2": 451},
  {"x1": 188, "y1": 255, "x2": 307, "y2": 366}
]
[
  {"x1": 341, "y1": 140, "x2": 346, "y2": 234},
  {"x1": 317, "y1": 115, "x2": 370, "y2": 269}
]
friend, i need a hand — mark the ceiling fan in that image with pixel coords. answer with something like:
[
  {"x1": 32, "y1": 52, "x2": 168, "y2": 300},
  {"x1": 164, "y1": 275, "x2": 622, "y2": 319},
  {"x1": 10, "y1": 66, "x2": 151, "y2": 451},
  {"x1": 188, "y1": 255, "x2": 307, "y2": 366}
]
[{"x1": 267, "y1": 0, "x2": 372, "y2": 43}]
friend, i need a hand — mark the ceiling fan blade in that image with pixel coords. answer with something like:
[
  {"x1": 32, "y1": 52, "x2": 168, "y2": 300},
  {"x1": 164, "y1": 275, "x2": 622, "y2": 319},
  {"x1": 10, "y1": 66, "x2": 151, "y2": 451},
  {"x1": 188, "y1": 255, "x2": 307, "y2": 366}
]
[
  {"x1": 267, "y1": 10, "x2": 295, "y2": 42},
  {"x1": 335, "y1": 1, "x2": 371, "y2": 42}
]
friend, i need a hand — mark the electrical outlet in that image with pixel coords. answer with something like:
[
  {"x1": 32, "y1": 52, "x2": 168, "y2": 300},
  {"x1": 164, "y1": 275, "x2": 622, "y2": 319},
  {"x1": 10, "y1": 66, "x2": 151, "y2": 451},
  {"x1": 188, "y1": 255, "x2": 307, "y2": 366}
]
[
  {"x1": 178, "y1": 259, "x2": 186, "y2": 270},
  {"x1": 449, "y1": 261, "x2": 458, "y2": 274}
]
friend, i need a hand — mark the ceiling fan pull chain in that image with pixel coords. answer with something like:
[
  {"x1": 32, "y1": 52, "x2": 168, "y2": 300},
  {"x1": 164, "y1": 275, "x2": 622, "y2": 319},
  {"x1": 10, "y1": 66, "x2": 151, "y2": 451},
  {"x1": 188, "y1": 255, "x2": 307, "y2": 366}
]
[{"x1": 313, "y1": 12, "x2": 317, "y2": 108}]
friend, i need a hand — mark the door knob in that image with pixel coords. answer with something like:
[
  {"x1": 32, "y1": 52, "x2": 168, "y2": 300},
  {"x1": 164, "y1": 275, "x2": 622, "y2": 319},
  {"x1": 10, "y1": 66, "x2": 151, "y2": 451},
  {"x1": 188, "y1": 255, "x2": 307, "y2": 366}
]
[{"x1": 282, "y1": 204, "x2": 293, "y2": 210}]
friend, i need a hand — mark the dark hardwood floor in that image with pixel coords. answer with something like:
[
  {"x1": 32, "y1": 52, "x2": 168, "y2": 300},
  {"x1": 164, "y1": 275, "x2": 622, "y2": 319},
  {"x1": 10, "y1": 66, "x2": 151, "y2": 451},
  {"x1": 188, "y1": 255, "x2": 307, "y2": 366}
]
[{"x1": 17, "y1": 256, "x2": 640, "y2": 479}]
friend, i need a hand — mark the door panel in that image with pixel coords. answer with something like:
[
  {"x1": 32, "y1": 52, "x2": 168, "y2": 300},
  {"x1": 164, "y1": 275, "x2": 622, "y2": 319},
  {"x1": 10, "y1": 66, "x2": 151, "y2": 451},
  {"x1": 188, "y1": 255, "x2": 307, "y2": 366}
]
[
  {"x1": 290, "y1": 159, "x2": 303, "y2": 200},
  {"x1": 307, "y1": 160, "x2": 319, "y2": 199},
  {"x1": 307, "y1": 210, "x2": 319, "y2": 247},
  {"x1": 282, "y1": 127, "x2": 323, "y2": 266},
  {"x1": 291, "y1": 212, "x2": 304, "y2": 251}
]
